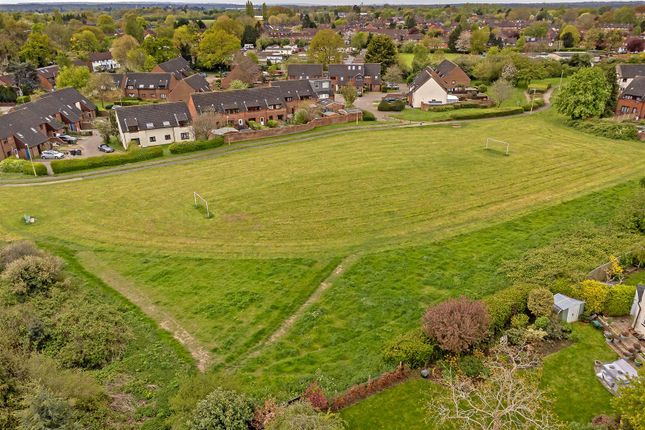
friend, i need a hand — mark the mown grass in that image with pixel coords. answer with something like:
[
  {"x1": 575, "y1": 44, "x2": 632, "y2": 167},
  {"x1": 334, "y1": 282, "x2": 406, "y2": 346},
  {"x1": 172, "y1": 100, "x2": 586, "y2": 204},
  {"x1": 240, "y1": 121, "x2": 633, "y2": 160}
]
[
  {"x1": 540, "y1": 323, "x2": 618, "y2": 424},
  {"x1": 393, "y1": 106, "x2": 523, "y2": 122},
  {"x1": 1, "y1": 112, "x2": 643, "y2": 258}
]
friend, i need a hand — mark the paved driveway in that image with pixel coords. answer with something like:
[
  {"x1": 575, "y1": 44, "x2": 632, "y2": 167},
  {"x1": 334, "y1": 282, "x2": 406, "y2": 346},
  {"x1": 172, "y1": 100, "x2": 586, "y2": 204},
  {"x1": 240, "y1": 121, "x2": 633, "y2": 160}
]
[
  {"x1": 337, "y1": 84, "x2": 408, "y2": 121},
  {"x1": 54, "y1": 131, "x2": 105, "y2": 158}
]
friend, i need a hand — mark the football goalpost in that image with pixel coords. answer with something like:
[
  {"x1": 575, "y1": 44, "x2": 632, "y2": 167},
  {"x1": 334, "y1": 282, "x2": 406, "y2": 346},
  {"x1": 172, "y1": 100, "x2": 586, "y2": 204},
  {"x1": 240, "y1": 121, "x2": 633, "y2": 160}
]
[
  {"x1": 485, "y1": 137, "x2": 511, "y2": 156},
  {"x1": 193, "y1": 192, "x2": 213, "y2": 218}
]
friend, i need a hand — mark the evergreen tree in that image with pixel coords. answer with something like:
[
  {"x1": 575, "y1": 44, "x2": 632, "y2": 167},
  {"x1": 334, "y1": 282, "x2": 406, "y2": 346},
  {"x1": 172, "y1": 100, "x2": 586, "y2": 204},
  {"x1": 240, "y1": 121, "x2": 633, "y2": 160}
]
[
  {"x1": 245, "y1": 0, "x2": 254, "y2": 17},
  {"x1": 448, "y1": 25, "x2": 463, "y2": 52}
]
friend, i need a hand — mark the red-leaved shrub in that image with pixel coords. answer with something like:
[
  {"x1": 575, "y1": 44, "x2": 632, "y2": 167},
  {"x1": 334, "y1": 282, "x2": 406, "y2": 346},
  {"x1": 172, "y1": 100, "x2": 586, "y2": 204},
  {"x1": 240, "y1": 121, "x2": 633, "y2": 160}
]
[
  {"x1": 330, "y1": 365, "x2": 409, "y2": 411},
  {"x1": 302, "y1": 382, "x2": 328, "y2": 411}
]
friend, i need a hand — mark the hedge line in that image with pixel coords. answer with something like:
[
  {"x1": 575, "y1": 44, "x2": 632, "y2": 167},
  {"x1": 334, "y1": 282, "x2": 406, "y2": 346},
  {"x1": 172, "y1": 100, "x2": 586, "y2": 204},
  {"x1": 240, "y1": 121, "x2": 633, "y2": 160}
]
[
  {"x1": 566, "y1": 119, "x2": 639, "y2": 141},
  {"x1": 521, "y1": 98, "x2": 545, "y2": 111},
  {"x1": 0, "y1": 158, "x2": 48, "y2": 176},
  {"x1": 378, "y1": 99, "x2": 405, "y2": 111},
  {"x1": 482, "y1": 284, "x2": 534, "y2": 333},
  {"x1": 51, "y1": 147, "x2": 163, "y2": 174},
  {"x1": 168, "y1": 137, "x2": 225, "y2": 154},
  {"x1": 528, "y1": 83, "x2": 551, "y2": 93},
  {"x1": 426, "y1": 101, "x2": 486, "y2": 112},
  {"x1": 449, "y1": 107, "x2": 524, "y2": 120}
]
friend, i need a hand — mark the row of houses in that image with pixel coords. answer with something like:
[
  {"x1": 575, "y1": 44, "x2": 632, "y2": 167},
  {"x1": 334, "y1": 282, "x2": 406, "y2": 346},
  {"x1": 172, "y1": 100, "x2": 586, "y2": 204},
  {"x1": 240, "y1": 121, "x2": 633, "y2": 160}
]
[
  {"x1": 287, "y1": 63, "x2": 382, "y2": 94},
  {"x1": 0, "y1": 88, "x2": 96, "y2": 160}
]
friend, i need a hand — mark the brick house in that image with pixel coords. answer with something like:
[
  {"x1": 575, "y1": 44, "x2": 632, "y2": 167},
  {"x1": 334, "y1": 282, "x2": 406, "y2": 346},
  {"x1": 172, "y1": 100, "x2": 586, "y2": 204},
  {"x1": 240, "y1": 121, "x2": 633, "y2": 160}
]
[
  {"x1": 616, "y1": 76, "x2": 645, "y2": 120},
  {"x1": 0, "y1": 109, "x2": 57, "y2": 160},
  {"x1": 328, "y1": 63, "x2": 381, "y2": 93},
  {"x1": 270, "y1": 79, "x2": 319, "y2": 113},
  {"x1": 115, "y1": 102, "x2": 193, "y2": 148},
  {"x1": 616, "y1": 64, "x2": 645, "y2": 91},
  {"x1": 17, "y1": 88, "x2": 97, "y2": 131},
  {"x1": 434, "y1": 60, "x2": 471, "y2": 91},
  {"x1": 122, "y1": 73, "x2": 176, "y2": 100},
  {"x1": 168, "y1": 74, "x2": 211, "y2": 103},
  {"x1": 36, "y1": 65, "x2": 59, "y2": 91}
]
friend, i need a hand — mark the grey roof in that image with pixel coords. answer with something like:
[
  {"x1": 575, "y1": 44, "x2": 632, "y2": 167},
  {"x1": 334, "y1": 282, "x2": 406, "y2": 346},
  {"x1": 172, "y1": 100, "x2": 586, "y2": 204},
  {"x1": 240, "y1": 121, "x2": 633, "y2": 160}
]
[
  {"x1": 191, "y1": 87, "x2": 286, "y2": 115},
  {"x1": 270, "y1": 79, "x2": 317, "y2": 99},
  {"x1": 123, "y1": 73, "x2": 172, "y2": 90},
  {"x1": 183, "y1": 74, "x2": 211, "y2": 92},
  {"x1": 115, "y1": 102, "x2": 191, "y2": 132},
  {"x1": 617, "y1": 64, "x2": 645, "y2": 79},
  {"x1": 553, "y1": 293, "x2": 584, "y2": 312},
  {"x1": 409, "y1": 67, "x2": 449, "y2": 94},
  {"x1": 287, "y1": 64, "x2": 323, "y2": 79},
  {"x1": 435, "y1": 59, "x2": 458, "y2": 78},
  {"x1": 90, "y1": 51, "x2": 113, "y2": 62},
  {"x1": 14, "y1": 88, "x2": 95, "y2": 127},
  {"x1": 623, "y1": 76, "x2": 645, "y2": 98},
  {"x1": 36, "y1": 65, "x2": 59, "y2": 81},
  {"x1": 328, "y1": 63, "x2": 381, "y2": 83},
  {"x1": 0, "y1": 109, "x2": 54, "y2": 148},
  {"x1": 156, "y1": 56, "x2": 192, "y2": 79}
]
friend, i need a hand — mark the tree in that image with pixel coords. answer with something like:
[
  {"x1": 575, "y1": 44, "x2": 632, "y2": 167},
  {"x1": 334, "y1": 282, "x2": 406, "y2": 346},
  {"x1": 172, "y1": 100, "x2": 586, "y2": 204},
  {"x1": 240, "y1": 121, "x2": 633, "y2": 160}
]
[
  {"x1": 191, "y1": 112, "x2": 225, "y2": 140},
  {"x1": 613, "y1": 6, "x2": 637, "y2": 24},
  {"x1": 351, "y1": 31, "x2": 368, "y2": 50},
  {"x1": 560, "y1": 25, "x2": 580, "y2": 48},
  {"x1": 241, "y1": 25, "x2": 259, "y2": 46},
  {"x1": 365, "y1": 34, "x2": 398, "y2": 70},
  {"x1": 470, "y1": 27, "x2": 491, "y2": 54},
  {"x1": 125, "y1": 48, "x2": 156, "y2": 72},
  {"x1": 262, "y1": 2, "x2": 268, "y2": 20},
  {"x1": 228, "y1": 80, "x2": 248, "y2": 90},
  {"x1": 96, "y1": 14, "x2": 116, "y2": 35},
  {"x1": 555, "y1": 67, "x2": 611, "y2": 120},
  {"x1": 196, "y1": 29, "x2": 240, "y2": 70},
  {"x1": 308, "y1": 29, "x2": 343, "y2": 69},
  {"x1": 110, "y1": 35, "x2": 140, "y2": 69},
  {"x1": 339, "y1": 85, "x2": 357, "y2": 108},
  {"x1": 267, "y1": 402, "x2": 346, "y2": 430},
  {"x1": 626, "y1": 38, "x2": 645, "y2": 53},
  {"x1": 428, "y1": 345, "x2": 560, "y2": 430},
  {"x1": 19, "y1": 31, "x2": 53, "y2": 67},
  {"x1": 142, "y1": 37, "x2": 179, "y2": 63},
  {"x1": 383, "y1": 64, "x2": 403, "y2": 84},
  {"x1": 70, "y1": 30, "x2": 101, "y2": 59},
  {"x1": 55, "y1": 65, "x2": 90, "y2": 90},
  {"x1": 422, "y1": 297, "x2": 490, "y2": 354},
  {"x1": 613, "y1": 376, "x2": 645, "y2": 430},
  {"x1": 489, "y1": 79, "x2": 514, "y2": 106},
  {"x1": 85, "y1": 74, "x2": 121, "y2": 108},
  {"x1": 122, "y1": 12, "x2": 144, "y2": 42},
  {"x1": 448, "y1": 25, "x2": 463, "y2": 52},
  {"x1": 455, "y1": 31, "x2": 472, "y2": 53},
  {"x1": 95, "y1": 118, "x2": 115, "y2": 144},
  {"x1": 411, "y1": 43, "x2": 430, "y2": 72},
  {"x1": 173, "y1": 25, "x2": 199, "y2": 61},
  {"x1": 245, "y1": 0, "x2": 254, "y2": 17},
  {"x1": 527, "y1": 288, "x2": 553, "y2": 317},
  {"x1": 187, "y1": 388, "x2": 253, "y2": 430},
  {"x1": 213, "y1": 15, "x2": 244, "y2": 38},
  {"x1": 7, "y1": 62, "x2": 39, "y2": 95}
]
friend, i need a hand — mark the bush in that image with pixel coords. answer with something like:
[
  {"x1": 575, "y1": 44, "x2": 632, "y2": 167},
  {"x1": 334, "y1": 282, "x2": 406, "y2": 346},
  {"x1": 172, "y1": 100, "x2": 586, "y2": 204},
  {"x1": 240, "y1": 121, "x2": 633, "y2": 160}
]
[
  {"x1": 23, "y1": 162, "x2": 48, "y2": 177},
  {"x1": 16, "y1": 95, "x2": 31, "y2": 104},
  {"x1": 505, "y1": 328, "x2": 526, "y2": 346},
  {"x1": 450, "y1": 107, "x2": 523, "y2": 120},
  {"x1": 361, "y1": 110, "x2": 376, "y2": 121},
  {"x1": 566, "y1": 119, "x2": 638, "y2": 141},
  {"x1": 543, "y1": 317, "x2": 571, "y2": 340},
  {"x1": 572, "y1": 280, "x2": 609, "y2": 316},
  {"x1": 1, "y1": 255, "x2": 65, "y2": 298},
  {"x1": 521, "y1": 98, "x2": 545, "y2": 111},
  {"x1": 51, "y1": 147, "x2": 163, "y2": 174},
  {"x1": 0, "y1": 241, "x2": 42, "y2": 272},
  {"x1": 533, "y1": 316, "x2": 550, "y2": 330},
  {"x1": 382, "y1": 329, "x2": 436, "y2": 368},
  {"x1": 528, "y1": 83, "x2": 550, "y2": 93},
  {"x1": 527, "y1": 288, "x2": 553, "y2": 317},
  {"x1": 248, "y1": 120, "x2": 261, "y2": 130},
  {"x1": 614, "y1": 189, "x2": 645, "y2": 234},
  {"x1": 510, "y1": 313, "x2": 529, "y2": 329},
  {"x1": 524, "y1": 328, "x2": 548, "y2": 343},
  {"x1": 302, "y1": 382, "x2": 328, "y2": 411},
  {"x1": 0, "y1": 159, "x2": 47, "y2": 176},
  {"x1": 459, "y1": 355, "x2": 486, "y2": 378},
  {"x1": 168, "y1": 138, "x2": 224, "y2": 155},
  {"x1": 267, "y1": 402, "x2": 345, "y2": 430},
  {"x1": 294, "y1": 109, "x2": 311, "y2": 125},
  {"x1": 422, "y1": 297, "x2": 490, "y2": 354},
  {"x1": 378, "y1": 99, "x2": 405, "y2": 111},
  {"x1": 266, "y1": 119, "x2": 279, "y2": 128},
  {"x1": 604, "y1": 284, "x2": 636, "y2": 317},
  {"x1": 187, "y1": 388, "x2": 253, "y2": 430},
  {"x1": 483, "y1": 284, "x2": 533, "y2": 333}
]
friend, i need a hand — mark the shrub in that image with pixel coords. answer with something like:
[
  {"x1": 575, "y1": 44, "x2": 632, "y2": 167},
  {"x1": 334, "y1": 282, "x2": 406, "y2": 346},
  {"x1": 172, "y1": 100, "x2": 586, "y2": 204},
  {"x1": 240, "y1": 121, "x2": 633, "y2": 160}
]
[
  {"x1": 267, "y1": 401, "x2": 346, "y2": 430},
  {"x1": 459, "y1": 355, "x2": 486, "y2": 378},
  {"x1": 482, "y1": 284, "x2": 533, "y2": 333},
  {"x1": 50, "y1": 146, "x2": 163, "y2": 174},
  {"x1": 450, "y1": 107, "x2": 523, "y2": 120},
  {"x1": 248, "y1": 120, "x2": 261, "y2": 130},
  {"x1": 16, "y1": 95, "x2": 31, "y2": 104},
  {"x1": 572, "y1": 280, "x2": 609, "y2": 316},
  {"x1": 302, "y1": 382, "x2": 328, "y2": 411},
  {"x1": 46, "y1": 301, "x2": 132, "y2": 369},
  {"x1": 0, "y1": 159, "x2": 46, "y2": 176},
  {"x1": 510, "y1": 313, "x2": 529, "y2": 329},
  {"x1": 566, "y1": 119, "x2": 638, "y2": 141},
  {"x1": 524, "y1": 328, "x2": 548, "y2": 343},
  {"x1": 533, "y1": 316, "x2": 550, "y2": 330},
  {"x1": 23, "y1": 162, "x2": 47, "y2": 176},
  {"x1": 0, "y1": 241, "x2": 42, "y2": 272},
  {"x1": 521, "y1": 98, "x2": 545, "y2": 111},
  {"x1": 1, "y1": 255, "x2": 65, "y2": 298},
  {"x1": 187, "y1": 388, "x2": 253, "y2": 430},
  {"x1": 382, "y1": 329, "x2": 436, "y2": 368},
  {"x1": 294, "y1": 109, "x2": 311, "y2": 125},
  {"x1": 614, "y1": 190, "x2": 645, "y2": 234},
  {"x1": 543, "y1": 317, "x2": 571, "y2": 340},
  {"x1": 330, "y1": 366, "x2": 408, "y2": 411},
  {"x1": 266, "y1": 119, "x2": 279, "y2": 128},
  {"x1": 20, "y1": 386, "x2": 74, "y2": 429},
  {"x1": 506, "y1": 328, "x2": 526, "y2": 346},
  {"x1": 169, "y1": 138, "x2": 224, "y2": 155},
  {"x1": 361, "y1": 110, "x2": 376, "y2": 121},
  {"x1": 604, "y1": 284, "x2": 636, "y2": 317},
  {"x1": 527, "y1": 288, "x2": 553, "y2": 317},
  {"x1": 378, "y1": 99, "x2": 405, "y2": 111},
  {"x1": 422, "y1": 297, "x2": 490, "y2": 354},
  {"x1": 528, "y1": 83, "x2": 550, "y2": 93}
]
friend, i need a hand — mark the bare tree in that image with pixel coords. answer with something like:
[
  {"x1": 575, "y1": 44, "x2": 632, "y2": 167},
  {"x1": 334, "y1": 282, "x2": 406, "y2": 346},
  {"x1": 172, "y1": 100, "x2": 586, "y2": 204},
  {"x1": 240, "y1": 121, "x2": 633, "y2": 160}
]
[
  {"x1": 428, "y1": 345, "x2": 562, "y2": 430},
  {"x1": 489, "y1": 79, "x2": 514, "y2": 107},
  {"x1": 192, "y1": 112, "x2": 226, "y2": 140}
]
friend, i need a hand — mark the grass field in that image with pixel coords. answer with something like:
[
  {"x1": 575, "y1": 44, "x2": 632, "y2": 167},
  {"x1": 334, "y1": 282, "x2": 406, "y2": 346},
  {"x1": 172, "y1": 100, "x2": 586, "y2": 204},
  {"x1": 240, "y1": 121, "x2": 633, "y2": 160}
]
[
  {"x1": 393, "y1": 106, "x2": 522, "y2": 122},
  {"x1": 0, "y1": 110, "x2": 643, "y2": 409}
]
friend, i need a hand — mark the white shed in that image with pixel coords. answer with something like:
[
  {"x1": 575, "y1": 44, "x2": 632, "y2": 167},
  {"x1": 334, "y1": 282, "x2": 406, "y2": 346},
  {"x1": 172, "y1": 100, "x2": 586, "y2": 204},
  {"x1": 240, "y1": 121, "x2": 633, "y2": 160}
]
[{"x1": 553, "y1": 293, "x2": 585, "y2": 323}]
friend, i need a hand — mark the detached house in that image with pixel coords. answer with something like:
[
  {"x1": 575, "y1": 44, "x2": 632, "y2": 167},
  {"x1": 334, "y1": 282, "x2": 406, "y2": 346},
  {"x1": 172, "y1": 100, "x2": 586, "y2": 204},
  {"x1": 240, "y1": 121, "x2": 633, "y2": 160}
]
[
  {"x1": 434, "y1": 60, "x2": 471, "y2": 91},
  {"x1": 407, "y1": 67, "x2": 454, "y2": 107},
  {"x1": 89, "y1": 52, "x2": 120, "y2": 72},
  {"x1": 616, "y1": 76, "x2": 645, "y2": 120},
  {"x1": 115, "y1": 102, "x2": 193, "y2": 148},
  {"x1": 328, "y1": 63, "x2": 381, "y2": 93}
]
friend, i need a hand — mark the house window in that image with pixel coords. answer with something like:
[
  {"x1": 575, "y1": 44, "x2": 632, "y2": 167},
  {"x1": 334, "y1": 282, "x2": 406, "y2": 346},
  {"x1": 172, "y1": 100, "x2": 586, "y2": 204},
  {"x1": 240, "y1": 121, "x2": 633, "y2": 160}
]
[
  {"x1": 260, "y1": 117, "x2": 265, "y2": 125},
  {"x1": 165, "y1": 134, "x2": 171, "y2": 140},
  {"x1": 180, "y1": 132, "x2": 190, "y2": 140},
  {"x1": 161, "y1": 94, "x2": 167, "y2": 99},
  {"x1": 149, "y1": 136, "x2": 156, "y2": 143},
  {"x1": 238, "y1": 119, "x2": 244, "y2": 126}
]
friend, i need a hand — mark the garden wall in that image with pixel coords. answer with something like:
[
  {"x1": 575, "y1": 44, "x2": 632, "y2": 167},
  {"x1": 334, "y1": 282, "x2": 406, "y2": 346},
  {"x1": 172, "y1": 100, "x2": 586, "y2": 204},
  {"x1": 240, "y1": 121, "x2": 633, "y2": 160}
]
[{"x1": 223, "y1": 112, "x2": 363, "y2": 144}]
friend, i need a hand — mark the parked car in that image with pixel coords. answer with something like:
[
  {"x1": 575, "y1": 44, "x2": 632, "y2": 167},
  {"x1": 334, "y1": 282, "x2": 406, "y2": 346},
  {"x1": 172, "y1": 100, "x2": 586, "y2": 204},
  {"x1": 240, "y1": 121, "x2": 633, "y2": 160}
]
[
  {"x1": 55, "y1": 133, "x2": 78, "y2": 144},
  {"x1": 41, "y1": 150, "x2": 65, "y2": 159},
  {"x1": 98, "y1": 144, "x2": 114, "y2": 153}
]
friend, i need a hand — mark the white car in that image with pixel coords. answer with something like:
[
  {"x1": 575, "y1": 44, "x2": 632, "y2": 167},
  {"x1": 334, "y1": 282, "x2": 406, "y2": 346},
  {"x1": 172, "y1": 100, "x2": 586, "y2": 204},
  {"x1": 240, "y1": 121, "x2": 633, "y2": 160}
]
[{"x1": 40, "y1": 150, "x2": 65, "y2": 160}]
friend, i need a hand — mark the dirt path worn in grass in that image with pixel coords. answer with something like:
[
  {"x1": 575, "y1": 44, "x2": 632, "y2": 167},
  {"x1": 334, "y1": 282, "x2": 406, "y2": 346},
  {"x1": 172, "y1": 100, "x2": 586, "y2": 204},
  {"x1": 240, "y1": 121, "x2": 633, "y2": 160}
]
[{"x1": 77, "y1": 250, "x2": 212, "y2": 372}]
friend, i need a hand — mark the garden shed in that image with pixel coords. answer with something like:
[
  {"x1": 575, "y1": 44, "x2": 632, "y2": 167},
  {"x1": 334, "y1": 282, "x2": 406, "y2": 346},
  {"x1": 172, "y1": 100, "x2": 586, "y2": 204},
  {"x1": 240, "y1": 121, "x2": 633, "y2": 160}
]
[{"x1": 553, "y1": 293, "x2": 585, "y2": 323}]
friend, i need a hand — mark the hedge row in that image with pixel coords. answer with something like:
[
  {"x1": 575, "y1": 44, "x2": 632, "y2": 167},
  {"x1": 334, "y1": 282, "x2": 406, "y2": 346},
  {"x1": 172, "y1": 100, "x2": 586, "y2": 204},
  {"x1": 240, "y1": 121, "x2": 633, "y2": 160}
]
[
  {"x1": 449, "y1": 107, "x2": 524, "y2": 121},
  {"x1": 426, "y1": 101, "x2": 486, "y2": 112},
  {"x1": 378, "y1": 99, "x2": 405, "y2": 111},
  {"x1": 0, "y1": 158, "x2": 47, "y2": 176},
  {"x1": 521, "y1": 98, "x2": 545, "y2": 111},
  {"x1": 482, "y1": 284, "x2": 534, "y2": 333},
  {"x1": 168, "y1": 137, "x2": 225, "y2": 154},
  {"x1": 528, "y1": 83, "x2": 551, "y2": 93},
  {"x1": 566, "y1": 119, "x2": 639, "y2": 141},
  {"x1": 51, "y1": 147, "x2": 163, "y2": 174}
]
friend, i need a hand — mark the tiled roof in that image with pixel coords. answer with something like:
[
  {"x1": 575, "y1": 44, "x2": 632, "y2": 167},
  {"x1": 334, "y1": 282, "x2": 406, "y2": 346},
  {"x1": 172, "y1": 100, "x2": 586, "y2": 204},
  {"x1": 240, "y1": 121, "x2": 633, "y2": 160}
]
[
  {"x1": 90, "y1": 51, "x2": 113, "y2": 62},
  {"x1": 409, "y1": 67, "x2": 449, "y2": 93},
  {"x1": 287, "y1": 64, "x2": 323, "y2": 79},
  {"x1": 435, "y1": 59, "x2": 458, "y2": 78},
  {"x1": 0, "y1": 109, "x2": 54, "y2": 148},
  {"x1": 328, "y1": 63, "x2": 381, "y2": 83},
  {"x1": 191, "y1": 87, "x2": 287, "y2": 114},
  {"x1": 183, "y1": 74, "x2": 211, "y2": 92},
  {"x1": 115, "y1": 102, "x2": 191, "y2": 132},
  {"x1": 36, "y1": 65, "x2": 59, "y2": 81},
  {"x1": 623, "y1": 76, "x2": 645, "y2": 98},
  {"x1": 14, "y1": 88, "x2": 95, "y2": 127},
  {"x1": 617, "y1": 64, "x2": 645, "y2": 79},
  {"x1": 270, "y1": 80, "x2": 317, "y2": 99},
  {"x1": 123, "y1": 73, "x2": 172, "y2": 89},
  {"x1": 156, "y1": 56, "x2": 192, "y2": 79}
]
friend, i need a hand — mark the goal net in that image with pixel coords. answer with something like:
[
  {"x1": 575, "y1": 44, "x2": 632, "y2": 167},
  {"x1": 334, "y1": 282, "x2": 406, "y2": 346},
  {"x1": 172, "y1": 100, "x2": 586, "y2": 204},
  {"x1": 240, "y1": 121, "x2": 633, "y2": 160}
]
[
  {"x1": 193, "y1": 192, "x2": 213, "y2": 218},
  {"x1": 485, "y1": 138, "x2": 510, "y2": 156}
]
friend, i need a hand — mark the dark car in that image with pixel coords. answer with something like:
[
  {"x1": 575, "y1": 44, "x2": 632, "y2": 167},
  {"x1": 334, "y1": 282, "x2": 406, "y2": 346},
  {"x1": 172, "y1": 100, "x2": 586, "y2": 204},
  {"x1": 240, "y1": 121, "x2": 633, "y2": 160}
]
[
  {"x1": 55, "y1": 133, "x2": 78, "y2": 144},
  {"x1": 98, "y1": 144, "x2": 115, "y2": 153}
]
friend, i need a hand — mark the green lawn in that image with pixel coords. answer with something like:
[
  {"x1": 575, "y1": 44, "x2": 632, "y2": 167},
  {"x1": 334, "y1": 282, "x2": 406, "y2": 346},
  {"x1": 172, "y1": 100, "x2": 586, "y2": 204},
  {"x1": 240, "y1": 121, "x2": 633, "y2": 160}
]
[
  {"x1": 393, "y1": 106, "x2": 522, "y2": 122},
  {"x1": 540, "y1": 324, "x2": 618, "y2": 424},
  {"x1": 626, "y1": 269, "x2": 645, "y2": 285}
]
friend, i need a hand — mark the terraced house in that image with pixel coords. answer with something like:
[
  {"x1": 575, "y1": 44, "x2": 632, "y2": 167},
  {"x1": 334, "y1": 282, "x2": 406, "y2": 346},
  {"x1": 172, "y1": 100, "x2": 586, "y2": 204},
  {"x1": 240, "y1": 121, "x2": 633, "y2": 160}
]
[
  {"x1": 121, "y1": 73, "x2": 176, "y2": 100},
  {"x1": 328, "y1": 63, "x2": 381, "y2": 94},
  {"x1": 115, "y1": 102, "x2": 193, "y2": 148}
]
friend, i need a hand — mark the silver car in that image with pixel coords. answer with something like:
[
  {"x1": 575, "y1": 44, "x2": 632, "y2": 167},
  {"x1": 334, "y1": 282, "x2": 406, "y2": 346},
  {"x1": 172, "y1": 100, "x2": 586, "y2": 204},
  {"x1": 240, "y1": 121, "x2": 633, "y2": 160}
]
[{"x1": 40, "y1": 150, "x2": 65, "y2": 159}]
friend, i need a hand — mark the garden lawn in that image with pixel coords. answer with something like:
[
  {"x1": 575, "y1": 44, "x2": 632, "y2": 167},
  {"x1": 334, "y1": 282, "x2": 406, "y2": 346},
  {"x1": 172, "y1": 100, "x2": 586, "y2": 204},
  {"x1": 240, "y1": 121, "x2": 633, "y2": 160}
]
[
  {"x1": 340, "y1": 378, "x2": 448, "y2": 430},
  {"x1": 392, "y1": 106, "x2": 522, "y2": 122},
  {"x1": 540, "y1": 323, "x2": 618, "y2": 424}
]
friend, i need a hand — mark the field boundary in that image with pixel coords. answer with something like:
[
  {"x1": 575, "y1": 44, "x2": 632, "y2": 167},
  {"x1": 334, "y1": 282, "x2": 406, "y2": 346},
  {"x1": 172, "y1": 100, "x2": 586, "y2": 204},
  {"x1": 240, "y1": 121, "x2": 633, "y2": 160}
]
[{"x1": 76, "y1": 250, "x2": 212, "y2": 372}]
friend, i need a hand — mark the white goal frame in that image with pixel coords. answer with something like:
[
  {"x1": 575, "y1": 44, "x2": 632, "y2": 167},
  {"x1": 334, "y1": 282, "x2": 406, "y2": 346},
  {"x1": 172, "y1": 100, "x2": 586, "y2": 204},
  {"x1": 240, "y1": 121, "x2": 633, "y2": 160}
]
[
  {"x1": 193, "y1": 192, "x2": 212, "y2": 218},
  {"x1": 485, "y1": 137, "x2": 510, "y2": 156}
]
